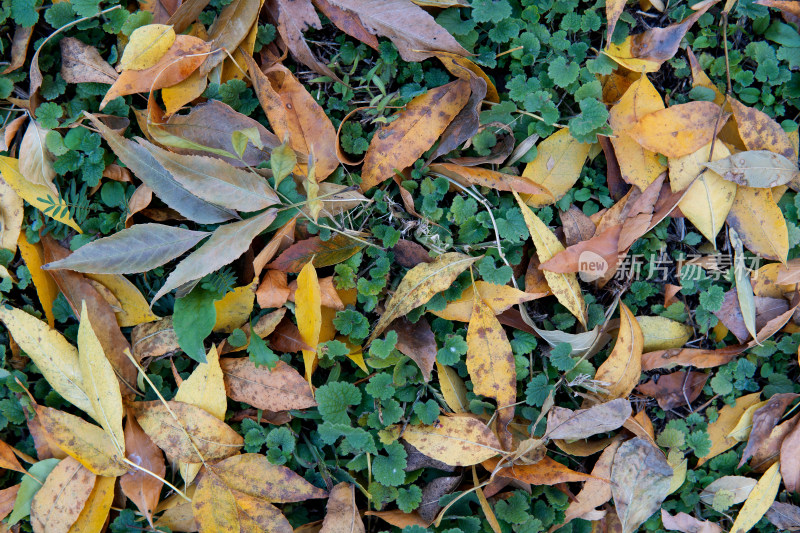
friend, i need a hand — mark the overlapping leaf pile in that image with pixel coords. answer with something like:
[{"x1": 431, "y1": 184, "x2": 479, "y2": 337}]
[{"x1": 1, "y1": 0, "x2": 800, "y2": 531}]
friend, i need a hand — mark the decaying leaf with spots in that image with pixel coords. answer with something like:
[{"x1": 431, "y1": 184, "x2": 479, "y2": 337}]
[
  {"x1": 130, "y1": 400, "x2": 243, "y2": 463},
  {"x1": 396, "y1": 415, "x2": 502, "y2": 466},
  {"x1": 726, "y1": 187, "x2": 789, "y2": 262},
  {"x1": 320, "y1": 483, "x2": 365, "y2": 533},
  {"x1": 545, "y1": 399, "x2": 632, "y2": 440},
  {"x1": 520, "y1": 128, "x2": 591, "y2": 206},
  {"x1": 627, "y1": 102, "x2": 728, "y2": 158},
  {"x1": 430, "y1": 280, "x2": 544, "y2": 322},
  {"x1": 367, "y1": 252, "x2": 478, "y2": 343},
  {"x1": 30, "y1": 456, "x2": 95, "y2": 533},
  {"x1": 220, "y1": 358, "x2": 317, "y2": 411},
  {"x1": 360, "y1": 79, "x2": 471, "y2": 191},
  {"x1": 704, "y1": 150, "x2": 799, "y2": 188},
  {"x1": 466, "y1": 292, "x2": 516, "y2": 447}
]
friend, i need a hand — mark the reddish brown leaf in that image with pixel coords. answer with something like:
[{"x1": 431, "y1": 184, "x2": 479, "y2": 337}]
[
  {"x1": 257, "y1": 270, "x2": 291, "y2": 309},
  {"x1": 221, "y1": 358, "x2": 316, "y2": 411},
  {"x1": 120, "y1": 411, "x2": 166, "y2": 527},
  {"x1": 641, "y1": 345, "x2": 747, "y2": 371},
  {"x1": 268, "y1": 234, "x2": 367, "y2": 273},
  {"x1": 740, "y1": 393, "x2": 799, "y2": 467},
  {"x1": 387, "y1": 316, "x2": 437, "y2": 381},
  {"x1": 270, "y1": 315, "x2": 314, "y2": 352},
  {"x1": 636, "y1": 370, "x2": 709, "y2": 410}
]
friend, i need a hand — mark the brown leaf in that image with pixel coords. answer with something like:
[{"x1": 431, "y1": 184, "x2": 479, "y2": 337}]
[
  {"x1": 418, "y1": 474, "x2": 461, "y2": 524},
  {"x1": 562, "y1": 439, "x2": 623, "y2": 526},
  {"x1": 749, "y1": 412, "x2": 799, "y2": 472},
  {"x1": 636, "y1": 370, "x2": 709, "y2": 410},
  {"x1": 660, "y1": 510, "x2": 722, "y2": 533},
  {"x1": 120, "y1": 411, "x2": 166, "y2": 527},
  {"x1": 361, "y1": 79, "x2": 471, "y2": 190},
  {"x1": 766, "y1": 501, "x2": 800, "y2": 531},
  {"x1": 0, "y1": 439, "x2": 25, "y2": 474},
  {"x1": 429, "y1": 163, "x2": 554, "y2": 197},
  {"x1": 560, "y1": 206, "x2": 597, "y2": 246},
  {"x1": 2, "y1": 26, "x2": 33, "y2": 75},
  {"x1": 289, "y1": 276, "x2": 345, "y2": 310},
  {"x1": 320, "y1": 483, "x2": 365, "y2": 533},
  {"x1": 253, "y1": 215, "x2": 297, "y2": 277},
  {"x1": 270, "y1": 315, "x2": 314, "y2": 352},
  {"x1": 257, "y1": 269, "x2": 291, "y2": 309},
  {"x1": 268, "y1": 233, "x2": 368, "y2": 273},
  {"x1": 429, "y1": 72, "x2": 486, "y2": 162},
  {"x1": 220, "y1": 358, "x2": 317, "y2": 411},
  {"x1": 0, "y1": 484, "x2": 19, "y2": 522},
  {"x1": 393, "y1": 239, "x2": 433, "y2": 268},
  {"x1": 545, "y1": 399, "x2": 632, "y2": 440},
  {"x1": 154, "y1": 100, "x2": 280, "y2": 167},
  {"x1": 267, "y1": 0, "x2": 344, "y2": 84},
  {"x1": 611, "y1": 437, "x2": 673, "y2": 533},
  {"x1": 780, "y1": 413, "x2": 800, "y2": 491},
  {"x1": 325, "y1": 0, "x2": 469, "y2": 62},
  {"x1": 539, "y1": 225, "x2": 620, "y2": 278},
  {"x1": 60, "y1": 37, "x2": 118, "y2": 85},
  {"x1": 41, "y1": 234, "x2": 138, "y2": 398},
  {"x1": 641, "y1": 344, "x2": 746, "y2": 371},
  {"x1": 487, "y1": 456, "x2": 595, "y2": 485},
  {"x1": 312, "y1": 0, "x2": 379, "y2": 50},
  {"x1": 246, "y1": 57, "x2": 340, "y2": 180},
  {"x1": 387, "y1": 317, "x2": 437, "y2": 381}
]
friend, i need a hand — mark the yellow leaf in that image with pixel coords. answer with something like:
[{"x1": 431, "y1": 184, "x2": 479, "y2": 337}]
[
  {"x1": 220, "y1": 0, "x2": 263, "y2": 83},
  {"x1": 595, "y1": 302, "x2": 643, "y2": 400},
  {"x1": 430, "y1": 280, "x2": 542, "y2": 322},
  {"x1": 161, "y1": 69, "x2": 208, "y2": 116},
  {"x1": 697, "y1": 392, "x2": 762, "y2": 465},
  {"x1": 0, "y1": 176, "x2": 22, "y2": 253},
  {"x1": 727, "y1": 400, "x2": 770, "y2": 442},
  {"x1": 669, "y1": 140, "x2": 736, "y2": 243},
  {"x1": 0, "y1": 156, "x2": 82, "y2": 232},
  {"x1": 397, "y1": 415, "x2": 502, "y2": 466},
  {"x1": 636, "y1": 316, "x2": 692, "y2": 352},
  {"x1": 604, "y1": 38, "x2": 663, "y2": 72},
  {"x1": 466, "y1": 293, "x2": 516, "y2": 441},
  {"x1": 626, "y1": 102, "x2": 728, "y2": 158},
  {"x1": 730, "y1": 98, "x2": 797, "y2": 161},
  {"x1": 514, "y1": 191, "x2": 586, "y2": 327},
  {"x1": 296, "y1": 262, "x2": 321, "y2": 384},
  {"x1": 36, "y1": 406, "x2": 128, "y2": 476},
  {"x1": 0, "y1": 306, "x2": 95, "y2": 419},
  {"x1": 85, "y1": 273, "x2": 159, "y2": 327},
  {"x1": 31, "y1": 456, "x2": 95, "y2": 533},
  {"x1": 730, "y1": 462, "x2": 781, "y2": 533},
  {"x1": 174, "y1": 344, "x2": 227, "y2": 484},
  {"x1": 67, "y1": 475, "x2": 115, "y2": 533},
  {"x1": 368, "y1": 252, "x2": 479, "y2": 343},
  {"x1": 360, "y1": 79, "x2": 471, "y2": 190},
  {"x1": 726, "y1": 186, "x2": 789, "y2": 262},
  {"x1": 193, "y1": 471, "x2": 241, "y2": 533},
  {"x1": 16, "y1": 233, "x2": 59, "y2": 326},
  {"x1": 667, "y1": 450, "x2": 688, "y2": 495},
  {"x1": 214, "y1": 281, "x2": 257, "y2": 333},
  {"x1": 118, "y1": 24, "x2": 176, "y2": 71},
  {"x1": 521, "y1": 128, "x2": 591, "y2": 207},
  {"x1": 431, "y1": 50, "x2": 499, "y2": 102},
  {"x1": 669, "y1": 140, "x2": 732, "y2": 192},
  {"x1": 436, "y1": 361, "x2": 468, "y2": 414},
  {"x1": 611, "y1": 134, "x2": 667, "y2": 192},
  {"x1": 78, "y1": 301, "x2": 125, "y2": 453},
  {"x1": 608, "y1": 75, "x2": 664, "y2": 133}
]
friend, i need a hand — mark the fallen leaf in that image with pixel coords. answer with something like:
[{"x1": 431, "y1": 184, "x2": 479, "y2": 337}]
[
  {"x1": 387, "y1": 317, "x2": 437, "y2": 381},
  {"x1": 325, "y1": 0, "x2": 469, "y2": 62},
  {"x1": 0, "y1": 177, "x2": 23, "y2": 254},
  {"x1": 466, "y1": 293, "x2": 516, "y2": 446},
  {"x1": 627, "y1": 102, "x2": 727, "y2": 158},
  {"x1": 429, "y1": 163, "x2": 553, "y2": 197},
  {"x1": 268, "y1": 233, "x2": 367, "y2": 273},
  {"x1": 730, "y1": 462, "x2": 782, "y2": 533},
  {"x1": 361, "y1": 79, "x2": 470, "y2": 190},
  {"x1": 698, "y1": 392, "x2": 762, "y2": 465},
  {"x1": 120, "y1": 412, "x2": 165, "y2": 527},
  {"x1": 119, "y1": 24, "x2": 176, "y2": 71},
  {"x1": 152, "y1": 209, "x2": 277, "y2": 304},
  {"x1": 436, "y1": 361, "x2": 468, "y2": 414},
  {"x1": 430, "y1": 280, "x2": 542, "y2": 322},
  {"x1": 208, "y1": 453, "x2": 328, "y2": 502},
  {"x1": 766, "y1": 501, "x2": 800, "y2": 531},
  {"x1": 520, "y1": 128, "x2": 591, "y2": 206},
  {"x1": 515, "y1": 191, "x2": 587, "y2": 327},
  {"x1": 19, "y1": 121, "x2": 56, "y2": 193},
  {"x1": 705, "y1": 150, "x2": 799, "y2": 188},
  {"x1": 636, "y1": 316, "x2": 693, "y2": 351},
  {"x1": 36, "y1": 406, "x2": 128, "y2": 476},
  {"x1": 726, "y1": 186, "x2": 789, "y2": 262},
  {"x1": 0, "y1": 156, "x2": 82, "y2": 232},
  {"x1": 214, "y1": 283, "x2": 257, "y2": 333},
  {"x1": 661, "y1": 510, "x2": 722, "y2": 533},
  {"x1": 730, "y1": 98, "x2": 797, "y2": 161},
  {"x1": 700, "y1": 476, "x2": 756, "y2": 506},
  {"x1": 288, "y1": 276, "x2": 344, "y2": 310},
  {"x1": 320, "y1": 483, "x2": 365, "y2": 533},
  {"x1": 220, "y1": 358, "x2": 317, "y2": 411},
  {"x1": 296, "y1": 261, "x2": 322, "y2": 383},
  {"x1": 131, "y1": 400, "x2": 244, "y2": 463},
  {"x1": 563, "y1": 439, "x2": 623, "y2": 526},
  {"x1": 397, "y1": 415, "x2": 502, "y2": 466},
  {"x1": 545, "y1": 399, "x2": 632, "y2": 440},
  {"x1": 30, "y1": 457, "x2": 95, "y2": 533},
  {"x1": 611, "y1": 437, "x2": 673, "y2": 533},
  {"x1": 486, "y1": 455, "x2": 594, "y2": 485},
  {"x1": 86, "y1": 273, "x2": 160, "y2": 327},
  {"x1": 641, "y1": 344, "x2": 746, "y2": 371},
  {"x1": 60, "y1": 37, "x2": 118, "y2": 85},
  {"x1": 78, "y1": 301, "x2": 125, "y2": 451},
  {"x1": 595, "y1": 302, "x2": 643, "y2": 400},
  {"x1": 0, "y1": 305, "x2": 95, "y2": 420},
  {"x1": 312, "y1": 0, "x2": 379, "y2": 51},
  {"x1": 257, "y1": 270, "x2": 291, "y2": 309},
  {"x1": 636, "y1": 370, "x2": 709, "y2": 410}
]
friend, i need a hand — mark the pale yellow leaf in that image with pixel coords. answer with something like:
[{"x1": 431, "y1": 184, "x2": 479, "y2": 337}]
[
  {"x1": 119, "y1": 24, "x2": 176, "y2": 71},
  {"x1": 430, "y1": 280, "x2": 542, "y2": 322},
  {"x1": 697, "y1": 392, "x2": 762, "y2": 465},
  {"x1": 730, "y1": 462, "x2": 781, "y2": 533},
  {"x1": 0, "y1": 168, "x2": 23, "y2": 253},
  {"x1": 397, "y1": 415, "x2": 502, "y2": 466},
  {"x1": 436, "y1": 361, "x2": 468, "y2": 414},
  {"x1": 521, "y1": 128, "x2": 591, "y2": 207}
]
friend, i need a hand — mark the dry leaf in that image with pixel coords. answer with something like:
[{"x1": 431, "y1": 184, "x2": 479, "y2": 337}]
[
  {"x1": 220, "y1": 358, "x2": 317, "y2": 411},
  {"x1": 730, "y1": 462, "x2": 782, "y2": 533},
  {"x1": 595, "y1": 302, "x2": 643, "y2": 400},
  {"x1": 397, "y1": 415, "x2": 502, "y2": 466},
  {"x1": 118, "y1": 24, "x2": 176, "y2": 71},
  {"x1": 627, "y1": 102, "x2": 727, "y2": 158},
  {"x1": 320, "y1": 483, "x2": 365, "y2": 533},
  {"x1": 520, "y1": 128, "x2": 591, "y2": 206},
  {"x1": 30, "y1": 457, "x2": 95, "y2": 533},
  {"x1": 545, "y1": 399, "x2": 632, "y2": 440},
  {"x1": 120, "y1": 412, "x2": 165, "y2": 527}
]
